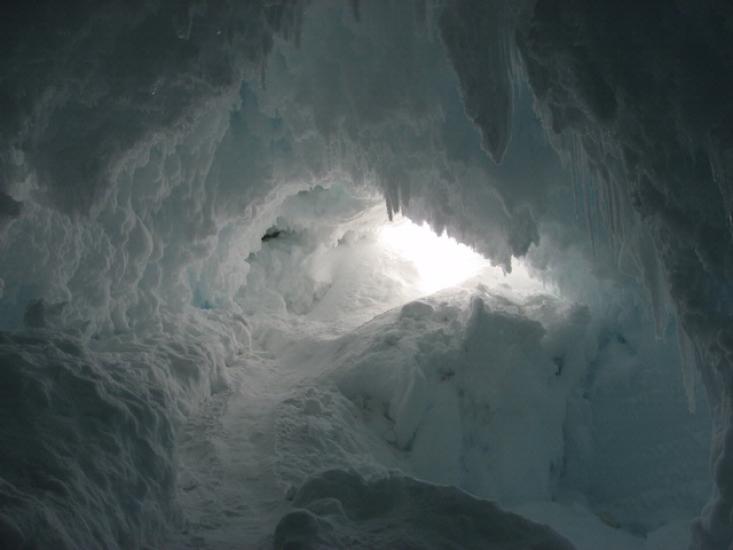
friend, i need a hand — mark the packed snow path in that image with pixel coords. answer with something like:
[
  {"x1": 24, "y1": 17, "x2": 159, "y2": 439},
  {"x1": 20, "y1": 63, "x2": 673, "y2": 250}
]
[{"x1": 175, "y1": 352, "x2": 290, "y2": 548}]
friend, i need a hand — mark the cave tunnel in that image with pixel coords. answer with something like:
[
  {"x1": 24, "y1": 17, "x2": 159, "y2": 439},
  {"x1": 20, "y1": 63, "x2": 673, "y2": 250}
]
[{"x1": 1, "y1": 1, "x2": 732, "y2": 549}]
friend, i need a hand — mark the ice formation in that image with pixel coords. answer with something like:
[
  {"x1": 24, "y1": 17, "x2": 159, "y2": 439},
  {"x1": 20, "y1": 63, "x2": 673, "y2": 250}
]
[{"x1": 0, "y1": 0, "x2": 730, "y2": 549}]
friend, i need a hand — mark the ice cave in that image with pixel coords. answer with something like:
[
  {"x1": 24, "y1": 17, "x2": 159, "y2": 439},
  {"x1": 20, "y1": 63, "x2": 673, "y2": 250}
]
[{"x1": 0, "y1": 1, "x2": 732, "y2": 549}]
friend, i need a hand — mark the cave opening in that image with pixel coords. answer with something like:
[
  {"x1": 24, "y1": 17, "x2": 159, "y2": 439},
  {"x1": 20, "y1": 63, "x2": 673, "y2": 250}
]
[{"x1": 174, "y1": 182, "x2": 711, "y2": 549}]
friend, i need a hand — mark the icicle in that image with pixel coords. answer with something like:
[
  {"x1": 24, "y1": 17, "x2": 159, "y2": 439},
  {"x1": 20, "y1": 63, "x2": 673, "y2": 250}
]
[
  {"x1": 385, "y1": 179, "x2": 396, "y2": 221},
  {"x1": 294, "y1": 6, "x2": 304, "y2": 48},
  {"x1": 260, "y1": 59, "x2": 268, "y2": 90},
  {"x1": 581, "y1": 166, "x2": 596, "y2": 257},
  {"x1": 438, "y1": 0, "x2": 515, "y2": 164},
  {"x1": 390, "y1": 180, "x2": 401, "y2": 218},
  {"x1": 415, "y1": 0, "x2": 427, "y2": 27},
  {"x1": 677, "y1": 321, "x2": 697, "y2": 414},
  {"x1": 607, "y1": 181, "x2": 617, "y2": 240},
  {"x1": 709, "y1": 136, "x2": 733, "y2": 238},
  {"x1": 570, "y1": 147, "x2": 582, "y2": 226},
  {"x1": 350, "y1": 0, "x2": 361, "y2": 22},
  {"x1": 424, "y1": 0, "x2": 436, "y2": 40},
  {"x1": 639, "y1": 230, "x2": 667, "y2": 339},
  {"x1": 401, "y1": 179, "x2": 411, "y2": 210}
]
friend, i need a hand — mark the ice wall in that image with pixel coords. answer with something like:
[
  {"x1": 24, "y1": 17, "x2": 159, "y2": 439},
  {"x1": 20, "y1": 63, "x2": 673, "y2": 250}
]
[
  {"x1": 0, "y1": 0, "x2": 569, "y2": 335},
  {"x1": 0, "y1": 0, "x2": 312, "y2": 333},
  {"x1": 0, "y1": 2, "x2": 312, "y2": 547},
  {"x1": 508, "y1": 3, "x2": 733, "y2": 548}
]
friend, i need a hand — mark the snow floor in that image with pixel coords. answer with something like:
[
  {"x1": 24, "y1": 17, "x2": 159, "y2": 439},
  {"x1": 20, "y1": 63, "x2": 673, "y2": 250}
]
[{"x1": 171, "y1": 269, "x2": 706, "y2": 549}]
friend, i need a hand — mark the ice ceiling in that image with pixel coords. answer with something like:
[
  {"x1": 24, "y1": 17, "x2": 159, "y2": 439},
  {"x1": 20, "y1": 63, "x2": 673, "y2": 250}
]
[{"x1": 0, "y1": 1, "x2": 731, "y2": 549}]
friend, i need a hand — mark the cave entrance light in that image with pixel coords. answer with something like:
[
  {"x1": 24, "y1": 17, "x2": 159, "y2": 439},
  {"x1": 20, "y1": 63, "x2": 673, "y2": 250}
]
[
  {"x1": 376, "y1": 216, "x2": 548, "y2": 299},
  {"x1": 377, "y1": 217, "x2": 489, "y2": 295}
]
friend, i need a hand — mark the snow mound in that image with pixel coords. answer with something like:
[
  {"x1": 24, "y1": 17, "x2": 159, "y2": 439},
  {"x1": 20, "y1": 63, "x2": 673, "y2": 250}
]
[
  {"x1": 0, "y1": 332, "x2": 176, "y2": 549},
  {"x1": 273, "y1": 469, "x2": 575, "y2": 550},
  {"x1": 267, "y1": 281, "x2": 708, "y2": 548},
  {"x1": 270, "y1": 285, "x2": 591, "y2": 503},
  {"x1": 0, "y1": 308, "x2": 249, "y2": 549},
  {"x1": 326, "y1": 289, "x2": 590, "y2": 504}
]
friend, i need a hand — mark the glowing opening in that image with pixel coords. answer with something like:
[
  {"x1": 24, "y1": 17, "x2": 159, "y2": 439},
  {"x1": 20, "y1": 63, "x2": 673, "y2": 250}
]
[{"x1": 378, "y1": 217, "x2": 489, "y2": 294}]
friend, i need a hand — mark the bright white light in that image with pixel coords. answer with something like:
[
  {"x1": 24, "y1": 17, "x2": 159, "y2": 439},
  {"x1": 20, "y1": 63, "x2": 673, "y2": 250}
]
[{"x1": 378, "y1": 218, "x2": 489, "y2": 294}]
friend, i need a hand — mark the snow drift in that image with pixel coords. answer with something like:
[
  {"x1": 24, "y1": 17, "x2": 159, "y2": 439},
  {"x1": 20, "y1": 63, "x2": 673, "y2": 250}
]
[{"x1": 274, "y1": 469, "x2": 575, "y2": 550}]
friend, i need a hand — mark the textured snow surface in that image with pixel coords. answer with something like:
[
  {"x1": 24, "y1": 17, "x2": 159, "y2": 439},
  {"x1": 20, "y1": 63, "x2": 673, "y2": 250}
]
[
  {"x1": 0, "y1": 0, "x2": 569, "y2": 339},
  {"x1": 0, "y1": 308, "x2": 251, "y2": 548},
  {"x1": 274, "y1": 469, "x2": 575, "y2": 550},
  {"x1": 267, "y1": 285, "x2": 708, "y2": 546},
  {"x1": 0, "y1": 0, "x2": 729, "y2": 548},
  {"x1": 164, "y1": 269, "x2": 707, "y2": 548},
  {"x1": 507, "y1": 3, "x2": 733, "y2": 546},
  {"x1": 0, "y1": 333, "x2": 176, "y2": 549}
]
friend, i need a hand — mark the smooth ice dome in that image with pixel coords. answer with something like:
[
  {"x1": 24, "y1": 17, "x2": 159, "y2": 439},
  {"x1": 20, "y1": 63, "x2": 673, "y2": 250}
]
[{"x1": 0, "y1": 1, "x2": 731, "y2": 549}]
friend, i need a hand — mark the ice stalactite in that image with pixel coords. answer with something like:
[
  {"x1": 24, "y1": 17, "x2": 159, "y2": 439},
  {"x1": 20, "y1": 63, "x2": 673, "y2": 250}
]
[
  {"x1": 507, "y1": 1, "x2": 733, "y2": 547},
  {"x1": 709, "y1": 126, "x2": 733, "y2": 241},
  {"x1": 439, "y1": 0, "x2": 518, "y2": 165},
  {"x1": 678, "y1": 322, "x2": 699, "y2": 414}
]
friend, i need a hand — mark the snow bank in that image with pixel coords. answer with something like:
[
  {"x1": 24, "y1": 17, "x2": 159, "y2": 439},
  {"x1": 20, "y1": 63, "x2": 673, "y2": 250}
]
[
  {"x1": 274, "y1": 469, "x2": 575, "y2": 550},
  {"x1": 0, "y1": 306, "x2": 250, "y2": 549},
  {"x1": 327, "y1": 289, "x2": 590, "y2": 504},
  {"x1": 268, "y1": 275, "x2": 710, "y2": 548},
  {"x1": 269, "y1": 286, "x2": 585, "y2": 503},
  {"x1": 0, "y1": 332, "x2": 175, "y2": 549}
]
